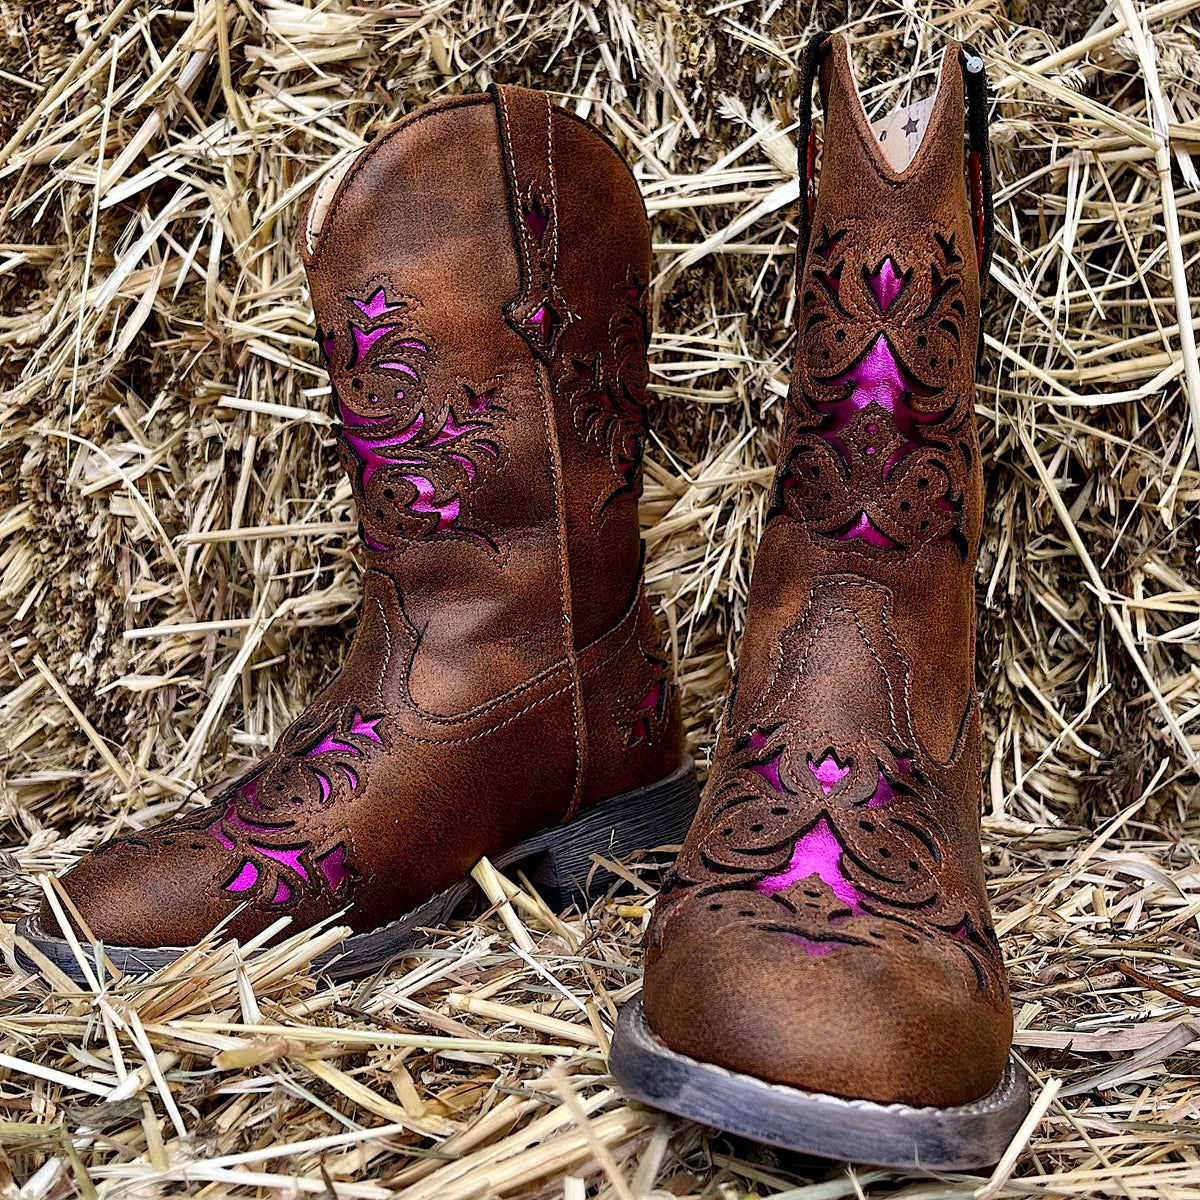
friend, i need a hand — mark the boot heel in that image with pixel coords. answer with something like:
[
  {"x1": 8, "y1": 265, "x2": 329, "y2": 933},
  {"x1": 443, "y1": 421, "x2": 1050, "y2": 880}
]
[{"x1": 508, "y1": 758, "x2": 698, "y2": 909}]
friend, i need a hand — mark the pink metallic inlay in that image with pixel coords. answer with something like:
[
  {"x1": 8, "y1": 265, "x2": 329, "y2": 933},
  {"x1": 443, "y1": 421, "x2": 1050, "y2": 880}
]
[
  {"x1": 429, "y1": 410, "x2": 482, "y2": 446},
  {"x1": 869, "y1": 258, "x2": 906, "y2": 312},
  {"x1": 747, "y1": 729, "x2": 769, "y2": 750},
  {"x1": 350, "y1": 322, "x2": 398, "y2": 365},
  {"x1": 750, "y1": 751, "x2": 784, "y2": 792},
  {"x1": 352, "y1": 288, "x2": 406, "y2": 320},
  {"x1": 529, "y1": 305, "x2": 549, "y2": 336},
  {"x1": 375, "y1": 358, "x2": 421, "y2": 377},
  {"x1": 242, "y1": 777, "x2": 261, "y2": 808},
  {"x1": 524, "y1": 203, "x2": 549, "y2": 244},
  {"x1": 338, "y1": 764, "x2": 359, "y2": 790},
  {"x1": 225, "y1": 860, "x2": 259, "y2": 893},
  {"x1": 343, "y1": 413, "x2": 424, "y2": 486},
  {"x1": 820, "y1": 334, "x2": 937, "y2": 476},
  {"x1": 784, "y1": 933, "x2": 843, "y2": 957},
  {"x1": 307, "y1": 732, "x2": 360, "y2": 757},
  {"x1": 314, "y1": 770, "x2": 331, "y2": 803},
  {"x1": 808, "y1": 752, "x2": 850, "y2": 794},
  {"x1": 866, "y1": 771, "x2": 898, "y2": 808},
  {"x1": 403, "y1": 475, "x2": 459, "y2": 531},
  {"x1": 349, "y1": 712, "x2": 383, "y2": 744},
  {"x1": 756, "y1": 817, "x2": 863, "y2": 912},
  {"x1": 319, "y1": 331, "x2": 336, "y2": 361},
  {"x1": 251, "y1": 843, "x2": 309, "y2": 881},
  {"x1": 468, "y1": 390, "x2": 495, "y2": 414},
  {"x1": 222, "y1": 805, "x2": 288, "y2": 836},
  {"x1": 834, "y1": 511, "x2": 897, "y2": 549},
  {"x1": 272, "y1": 878, "x2": 291, "y2": 905},
  {"x1": 316, "y1": 844, "x2": 354, "y2": 893},
  {"x1": 208, "y1": 800, "x2": 287, "y2": 850},
  {"x1": 337, "y1": 397, "x2": 390, "y2": 427},
  {"x1": 447, "y1": 452, "x2": 476, "y2": 480}
]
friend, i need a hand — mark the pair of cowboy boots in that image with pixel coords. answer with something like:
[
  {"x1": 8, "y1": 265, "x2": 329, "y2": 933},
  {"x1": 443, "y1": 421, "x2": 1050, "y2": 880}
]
[{"x1": 25, "y1": 34, "x2": 1028, "y2": 1168}]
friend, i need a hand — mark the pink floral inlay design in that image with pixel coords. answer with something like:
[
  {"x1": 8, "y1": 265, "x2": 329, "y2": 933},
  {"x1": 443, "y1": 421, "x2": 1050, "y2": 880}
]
[
  {"x1": 402, "y1": 475, "x2": 458, "y2": 531},
  {"x1": 225, "y1": 861, "x2": 259, "y2": 892},
  {"x1": 808, "y1": 751, "x2": 850, "y2": 794},
  {"x1": 213, "y1": 713, "x2": 382, "y2": 901},
  {"x1": 832, "y1": 510, "x2": 897, "y2": 549},
  {"x1": 523, "y1": 195, "x2": 549, "y2": 244},
  {"x1": 252, "y1": 843, "x2": 309, "y2": 881},
  {"x1": 866, "y1": 771, "x2": 897, "y2": 808},
  {"x1": 316, "y1": 844, "x2": 355, "y2": 894},
  {"x1": 750, "y1": 752, "x2": 784, "y2": 792},
  {"x1": 755, "y1": 817, "x2": 864, "y2": 914},
  {"x1": 868, "y1": 257, "x2": 907, "y2": 312},
  {"x1": 341, "y1": 414, "x2": 424, "y2": 486},
  {"x1": 322, "y1": 286, "x2": 505, "y2": 548},
  {"x1": 351, "y1": 323, "x2": 399, "y2": 364},
  {"x1": 624, "y1": 675, "x2": 667, "y2": 748},
  {"x1": 348, "y1": 713, "x2": 383, "y2": 743},
  {"x1": 207, "y1": 801, "x2": 290, "y2": 851},
  {"x1": 820, "y1": 334, "x2": 938, "y2": 477},
  {"x1": 352, "y1": 288, "x2": 406, "y2": 320},
  {"x1": 307, "y1": 732, "x2": 359, "y2": 757}
]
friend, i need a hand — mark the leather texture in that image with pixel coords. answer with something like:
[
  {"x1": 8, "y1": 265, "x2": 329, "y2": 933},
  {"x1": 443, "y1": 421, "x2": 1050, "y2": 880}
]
[
  {"x1": 641, "y1": 38, "x2": 1014, "y2": 1109},
  {"x1": 44, "y1": 86, "x2": 682, "y2": 950}
]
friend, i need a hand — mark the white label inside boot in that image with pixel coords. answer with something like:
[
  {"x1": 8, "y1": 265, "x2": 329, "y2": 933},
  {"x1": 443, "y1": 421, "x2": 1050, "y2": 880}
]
[{"x1": 870, "y1": 95, "x2": 936, "y2": 172}]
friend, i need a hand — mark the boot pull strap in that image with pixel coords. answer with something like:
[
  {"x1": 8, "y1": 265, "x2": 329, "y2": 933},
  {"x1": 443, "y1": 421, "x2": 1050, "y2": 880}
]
[
  {"x1": 795, "y1": 31, "x2": 832, "y2": 271},
  {"x1": 489, "y1": 83, "x2": 571, "y2": 360},
  {"x1": 960, "y1": 45, "x2": 995, "y2": 288}
]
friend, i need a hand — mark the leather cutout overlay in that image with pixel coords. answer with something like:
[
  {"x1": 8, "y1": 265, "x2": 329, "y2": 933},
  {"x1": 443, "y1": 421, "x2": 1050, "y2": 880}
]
[
  {"x1": 779, "y1": 219, "x2": 974, "y2": 558},
  {"x1": 559, "y1": 271, "x2": 651, "y2": 516},
  {"x1": 319, "y1": 285, "x2": 508, "y2": 552},
  {"x1": 96, "y1": 706, "x2": 387, "y2": 912},
  {"x1": 619, "y1": 645, "x2": 672, "y2": 749},
  {"x1": 650, "y1": 580, "x2": 1003, "y2": 1000}
]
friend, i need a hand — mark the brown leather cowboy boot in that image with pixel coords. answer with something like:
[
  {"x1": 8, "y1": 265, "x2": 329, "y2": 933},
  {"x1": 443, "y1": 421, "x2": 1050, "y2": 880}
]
[
  {"x1": 610, "y1": 37, "x2": 1028, "y2": 1168},
  {"x1": 24, "y1": 85, "x2": 696, "y2": 981}
]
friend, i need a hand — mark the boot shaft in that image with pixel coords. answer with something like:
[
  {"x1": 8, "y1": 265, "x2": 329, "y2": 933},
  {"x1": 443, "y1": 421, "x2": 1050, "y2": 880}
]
[
  {"x1": 734, "y1": 38, "x2": 989, "y2": 774},
  {"x1": 300, "y1": 88, "x2": 659, "y2": 716}
]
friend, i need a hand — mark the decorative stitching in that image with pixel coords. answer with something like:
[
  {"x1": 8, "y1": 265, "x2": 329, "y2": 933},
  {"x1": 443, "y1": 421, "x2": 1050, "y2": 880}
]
[{"x1": 650, "y1": 577, "x2": 1002, "y2": 1000}]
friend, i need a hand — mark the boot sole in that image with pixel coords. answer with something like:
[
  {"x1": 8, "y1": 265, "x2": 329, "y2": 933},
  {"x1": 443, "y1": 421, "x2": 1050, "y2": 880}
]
[
  {"x1": 16, "y1": 758, "x2": 699, "y2": 984},
  {"x1": 609, "y1": 994, "x2": 1030, "y2": 1170}
]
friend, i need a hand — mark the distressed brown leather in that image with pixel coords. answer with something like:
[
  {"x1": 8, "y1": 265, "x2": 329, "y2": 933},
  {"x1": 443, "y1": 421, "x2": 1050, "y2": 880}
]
[
  {"x1": 641, "y1": 39, "x2": 1013, "y2": 1109},
  {"x1": 44, "y1": 86, "x2": 682, "y2": 950}
]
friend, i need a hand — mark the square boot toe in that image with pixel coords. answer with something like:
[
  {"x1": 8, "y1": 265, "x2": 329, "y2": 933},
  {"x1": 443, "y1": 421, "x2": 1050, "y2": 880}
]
[
  {"x1": 642, "y1": 909, "x2": 1012, "y2": 1109},
  {"x1": 42, "y1": 837, "x2": 279, "y2": 951}
]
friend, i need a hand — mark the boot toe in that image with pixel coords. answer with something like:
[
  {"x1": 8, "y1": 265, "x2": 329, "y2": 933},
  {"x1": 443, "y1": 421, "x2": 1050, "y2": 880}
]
[
  {"x1": 42, "y1": 837, "x2": 213, "y2": 950},
  {"x1": 643, "y1": 900, "x2": 1012, "y2": 1109}
]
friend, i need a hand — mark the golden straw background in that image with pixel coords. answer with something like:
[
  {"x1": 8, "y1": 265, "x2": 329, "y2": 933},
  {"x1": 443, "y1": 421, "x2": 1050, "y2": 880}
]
[{"x1": 3, "y1": 0, "x2": 1200, "y2": 1194}]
